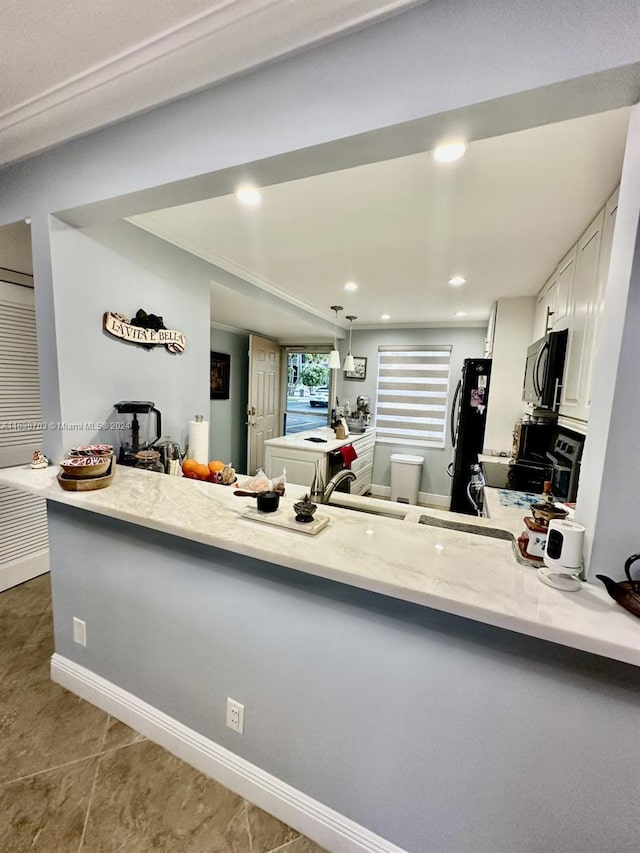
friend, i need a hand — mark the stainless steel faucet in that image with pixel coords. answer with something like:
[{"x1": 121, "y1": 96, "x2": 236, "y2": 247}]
[{"x1": 312, "y1": 469, "x2": 356, "y2": 503}]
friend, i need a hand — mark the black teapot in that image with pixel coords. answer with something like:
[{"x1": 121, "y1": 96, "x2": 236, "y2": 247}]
[{"x1": 597, "y1": 553, "x2": 640, "y2": 619}]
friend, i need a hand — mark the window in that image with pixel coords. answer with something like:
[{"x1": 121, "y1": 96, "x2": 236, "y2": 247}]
[
  {"x1": 375, "y1": 345, "x2": 452, "y2": 447},
  {"x1": 283, "y1": 349, "x2": 333, "y2": 435}
]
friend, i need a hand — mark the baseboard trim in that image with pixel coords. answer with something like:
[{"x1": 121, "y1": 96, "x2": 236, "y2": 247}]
[
  {"x1": 50, "y1": 654, "x2": 406, "y2": 853},
  {"x1": 0, "y1": 550, "x2": 49, "y2": 592},
  {"x1": 368, "y1": 484, "x2": 449, "y2": 509}
]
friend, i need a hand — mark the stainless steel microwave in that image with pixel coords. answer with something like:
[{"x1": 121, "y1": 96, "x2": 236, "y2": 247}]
[{"x1": 522, "y1": 329, "x2": 568, "y2": 410}]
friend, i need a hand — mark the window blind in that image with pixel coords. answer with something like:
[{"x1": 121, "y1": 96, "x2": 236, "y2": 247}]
[{"x1": 375, "y1": 345, "x2": 452, "y2": 447}]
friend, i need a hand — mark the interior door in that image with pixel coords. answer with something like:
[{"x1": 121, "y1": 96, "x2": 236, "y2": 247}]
[{"x1": 247, "y1": 334, "x2": 282, "y2": 475}]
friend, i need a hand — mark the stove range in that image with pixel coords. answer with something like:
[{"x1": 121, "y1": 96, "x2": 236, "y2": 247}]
[{"x1": 482, "y1": 459, "x2": 551, "y2": 493}]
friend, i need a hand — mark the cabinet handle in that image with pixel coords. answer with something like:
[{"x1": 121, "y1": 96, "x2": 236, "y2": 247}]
[{"x1": 545, "y1": 307, "x2": 555, "y2": 333}]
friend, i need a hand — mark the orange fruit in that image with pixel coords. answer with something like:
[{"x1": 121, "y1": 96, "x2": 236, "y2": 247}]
[
  {"x1": 208, "y1": 460, "x2": 225, "y2": 474},
  {"x1": 194, "y1": 463, "x2": 210, "y2": 481},
  {"x1": 182, "y1": 458, "x2": 199, "y2": 475}
]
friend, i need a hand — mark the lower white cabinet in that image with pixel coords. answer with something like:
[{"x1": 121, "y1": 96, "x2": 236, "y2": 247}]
[
  {"x1": 264, "y1": 430, "x2": 375, "y2": 495},
  {"x1": 350, "y1": 431, "x2": 375, "y2": 495}
]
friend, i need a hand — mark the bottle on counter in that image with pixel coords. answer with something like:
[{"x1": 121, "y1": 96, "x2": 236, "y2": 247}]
[{"x1": 310, "y1": 459, "x2": 325, "y2": 501}]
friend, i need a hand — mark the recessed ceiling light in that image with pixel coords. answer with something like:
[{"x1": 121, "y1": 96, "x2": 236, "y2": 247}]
[
  {"x1": 235, "y1": 185, "x2": 262, "y2": 205},
  {"x1": 344, "y1": 281, "x2": 358, "y2": 292},
  {"x1": 448, "y1": 276, "x2": 466, "y2": 286},
  {"x1": 433, "y1": 142, "x2": 467, "y2": 163},
  {"x1": 380, "y1": 313, "x2": 391, "y2": 321},
  {"x1": 455, "y1": 311, "x2": 467, "y2": 318}
]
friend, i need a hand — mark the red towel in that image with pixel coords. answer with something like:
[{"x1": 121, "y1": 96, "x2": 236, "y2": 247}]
[{"x1": 339, "y1": 444, "x2": 358, "y2": 467}]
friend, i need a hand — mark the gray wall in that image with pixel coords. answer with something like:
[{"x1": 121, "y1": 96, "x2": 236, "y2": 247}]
[
  {"x1": 47, "y1": 219, "x2": 210, "y2": 457},
  {"x1": 337, "y1": 327, "x2": 486, "y2": 496},
  {"x1": 2, "y1": 0, "x2": 640, "y2": 227},
  {"x1": 49, "y1": 503, "x2": 640, "y2": 853},
  {"x1": 209, "y1": 326, "x2": 249, "y2": 474}
]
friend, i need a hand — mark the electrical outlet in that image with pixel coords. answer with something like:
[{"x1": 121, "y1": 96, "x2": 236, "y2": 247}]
[
  {"x1": 73, "y1": 617, "x2": 87, "y2": 647},
  {"x1": 226, "y1": 698, "x2": 244, "y2": 734}
]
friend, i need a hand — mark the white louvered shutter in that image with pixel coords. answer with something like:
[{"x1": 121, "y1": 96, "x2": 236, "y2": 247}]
[{"x1": 0, "y1": 273, "x2": 49, "y2": 580}]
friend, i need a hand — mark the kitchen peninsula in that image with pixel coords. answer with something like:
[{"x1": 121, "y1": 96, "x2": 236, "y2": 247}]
[{"x1": 2, "y1": 464, "x2": 639, "y2": 853}]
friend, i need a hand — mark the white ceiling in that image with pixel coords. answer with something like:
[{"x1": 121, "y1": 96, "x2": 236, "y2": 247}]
[
  {"x1": 0, "y1": 0, "x2": 424, "y2": 166},
  {"x1": 130, "y1": 107, "x2": 631, "y2": 338}
]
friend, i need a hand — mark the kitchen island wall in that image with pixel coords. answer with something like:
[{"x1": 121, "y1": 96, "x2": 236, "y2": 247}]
[
  {"x1": 47, "y1": 500, "x2": 640, "y2": 853},
  {"x1": 338, "y1": 326, "x2": 486, "y2": 500}
]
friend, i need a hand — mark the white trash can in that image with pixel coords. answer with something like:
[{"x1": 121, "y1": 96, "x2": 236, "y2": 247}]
[{"x1": 390, "y1": 453, "x2": 424, "y2": 505}]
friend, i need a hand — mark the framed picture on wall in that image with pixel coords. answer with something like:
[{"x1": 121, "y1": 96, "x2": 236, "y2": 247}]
[
  {"x1": 210, "y1": 351, "x2": 230, "y2": 400},
  {"x1": 344, "y1": 356, "x2": 367, "y2": 380}
]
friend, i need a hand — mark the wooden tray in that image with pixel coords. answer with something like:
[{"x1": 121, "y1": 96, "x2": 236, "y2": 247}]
[
  {"x1": 57, "y1": 457, "x2": 116, "y2": 491},
  {"x1": 241, "y1": 507, "x2": 330, "y2": 535}
]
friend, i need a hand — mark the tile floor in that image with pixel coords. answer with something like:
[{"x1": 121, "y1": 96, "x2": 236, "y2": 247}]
[{"x1": 0, "y1": 573, "x2": 327, "y2": 853}]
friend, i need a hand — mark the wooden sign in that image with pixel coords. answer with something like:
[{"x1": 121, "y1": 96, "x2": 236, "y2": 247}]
[{"x1": 103, "y1": 310, "x2": 186, "y2": 354}]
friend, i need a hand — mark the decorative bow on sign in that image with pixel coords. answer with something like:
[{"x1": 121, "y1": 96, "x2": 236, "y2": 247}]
[{"x1": 103, "y1": 310, "x2": 186, "y2": 354}]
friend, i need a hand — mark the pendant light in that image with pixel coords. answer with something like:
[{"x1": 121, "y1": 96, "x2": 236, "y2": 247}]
[
  {"x1": 328, "y1": 305, "x2": 343, "y2": 369},
  {"x1": 343, "y1": 315, "x2": 356, "y2": 373}
]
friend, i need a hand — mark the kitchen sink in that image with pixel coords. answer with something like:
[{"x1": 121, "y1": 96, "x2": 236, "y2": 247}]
[
  {"x1": 418, "y1": 514, "x2": 514, "y2": 540},
  {"x1": 328, "y1": 494, "x2": 410, "y2": 520},
  {"x1": 334, "y1": 503, "x2": 409, "y2": 520}
]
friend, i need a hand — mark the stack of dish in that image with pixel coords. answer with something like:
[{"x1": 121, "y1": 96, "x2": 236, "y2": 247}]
[{"x1": 58, "y1": 445, "x2": 115, "y2": 490}]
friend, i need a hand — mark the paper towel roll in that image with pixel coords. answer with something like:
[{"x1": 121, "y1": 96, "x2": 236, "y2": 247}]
[{"x1": 188, "y1": 416, "x2": 209, "y2": 464}]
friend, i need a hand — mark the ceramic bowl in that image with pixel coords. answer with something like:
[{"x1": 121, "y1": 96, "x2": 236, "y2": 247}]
[
  {"x1": 60, "y1": 456, "x2": 111, "y2": 479},
  {"x1": 69, "y1": 444, "x2": 114, "y2": 457}
]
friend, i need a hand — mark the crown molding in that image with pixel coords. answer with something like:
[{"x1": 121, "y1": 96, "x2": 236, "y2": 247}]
[
  {"x1": 131, "y1": 213, "x2": 350, "y2": 329},
  {"x1": 0, "y1": 0, "x2": 423, "y2": 167}
]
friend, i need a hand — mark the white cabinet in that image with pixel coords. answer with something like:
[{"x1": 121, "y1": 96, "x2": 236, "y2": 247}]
[
  {"x1": 584, "y1": 188, "x2": 618, "y2": 411},
  {"x1": 530, "y1": 185, "x2": 619, "y2": 428},
  {"x1": 264, "y1": 429, "x2": 376, "y2": 495},
  {"x1": 533, "y1": 273, "x2": 557, "y2": 340},
  {"x1": 484, "y1": 301, "x2": 497, "y2": 357},
  {"x1": 265, "y1": 446, "x2": 321, "y2": 490},
  {"x1": 533, "y1": 246, "x2": 575, "y2": 340},
  {"x1": 560, "y1": 209, "x2": 604, "y2": 421},
  {"x1": 350, "y1": 431, "x2": 376, "y2": 495},
  {"x1": 553, "y1": 245, "x2": 576, "y2": 331}
]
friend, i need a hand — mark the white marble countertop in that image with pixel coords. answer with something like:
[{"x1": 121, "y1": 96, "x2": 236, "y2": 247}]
[
  {"x1": 2, "y1": 463, "x2": 639, "y2": 667},
  {"x1": 264, "y1": 427, "x2": 374, "y2": 453}
]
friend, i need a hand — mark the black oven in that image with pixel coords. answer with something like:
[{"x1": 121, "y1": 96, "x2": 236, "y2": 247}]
[{"x1": 546, "y1": 431, "x2": 584, "y2": 503}]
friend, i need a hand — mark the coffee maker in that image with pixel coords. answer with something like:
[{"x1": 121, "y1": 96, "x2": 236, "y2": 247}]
[{"x1": 113, "y1": 401, "x2": 162, "y2": 466}]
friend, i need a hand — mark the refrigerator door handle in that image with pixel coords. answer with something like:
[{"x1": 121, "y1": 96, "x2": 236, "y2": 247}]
[{"x1": 450, "y1": 379, "x2": 462, "y2": 447}]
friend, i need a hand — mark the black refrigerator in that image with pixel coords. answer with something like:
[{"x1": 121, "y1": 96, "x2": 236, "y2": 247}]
[{"x1": 448, "y1": 358, "x2": 492, "y2": 514}]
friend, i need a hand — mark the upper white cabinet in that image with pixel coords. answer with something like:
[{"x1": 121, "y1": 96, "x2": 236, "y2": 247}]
[
  {"x1": 533, "y1": 273, "x2": 556, "y2": 340},
  {"x1": 484, "y1": 301, "x2": 497, "y2": 357},
  {"x1": 553, "y1": 245, "x2": 576, "y2": 331},
  {"x1": 531, "y1": 185, "x2": 619, "y2": 427},
  {"x1": 584, "y1": 187, "x2": 619, "y2": 412},
  {"x1": 559, "y1": 209, "x2": 604, "y2": 420}
]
